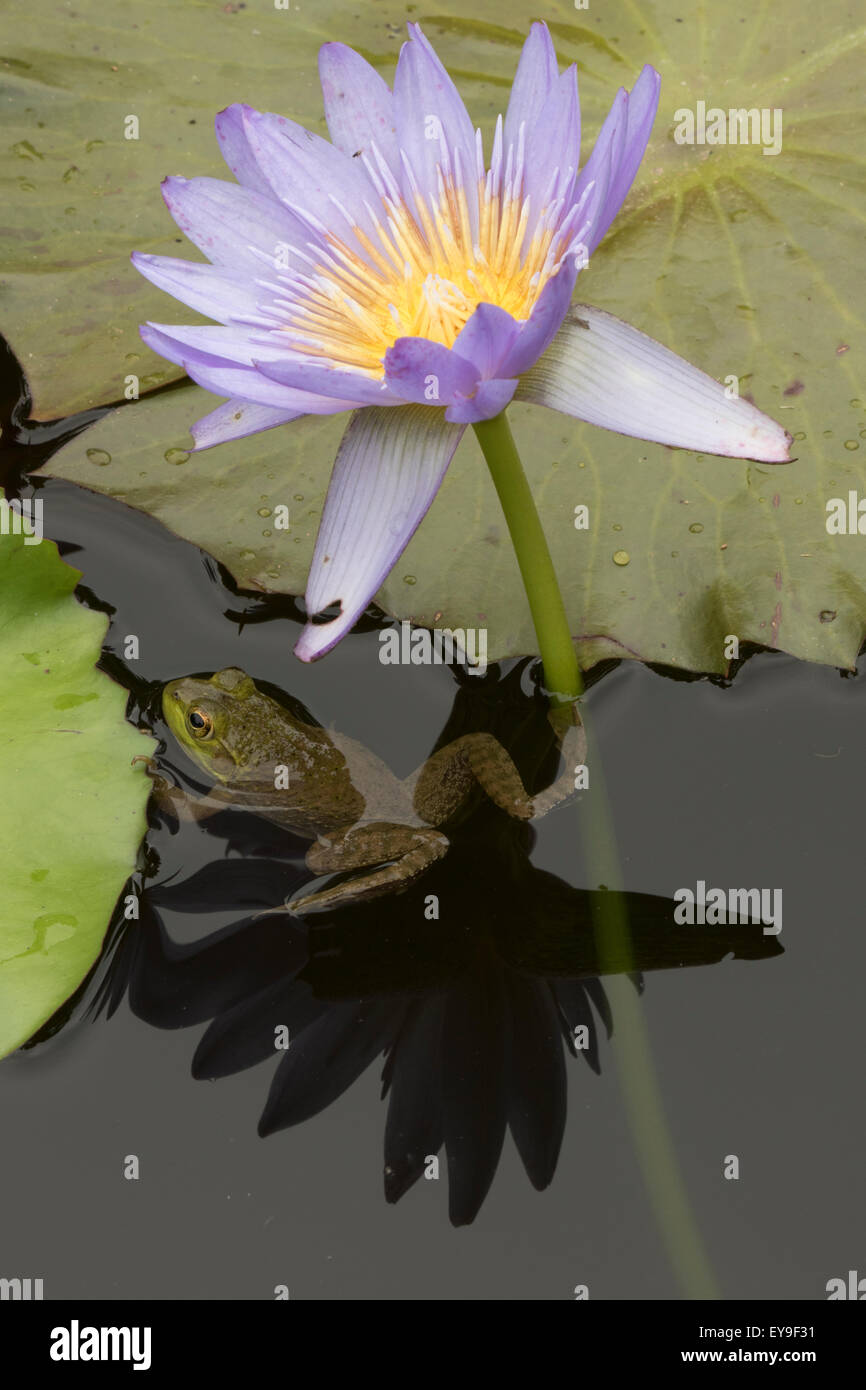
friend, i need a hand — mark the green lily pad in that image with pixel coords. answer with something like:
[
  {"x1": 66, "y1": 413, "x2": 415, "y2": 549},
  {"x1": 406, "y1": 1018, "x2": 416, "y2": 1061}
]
[
  {"x1": 0, "y1": 499, "x2": 155, "y2": 1058},
  {"x1": 31, "y1": 0, "x2": 866, "y2": 671}
]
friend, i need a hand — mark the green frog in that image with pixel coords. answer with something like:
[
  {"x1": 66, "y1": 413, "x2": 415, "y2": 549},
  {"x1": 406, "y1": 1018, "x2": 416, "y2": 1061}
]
[{"x1": 150, "y1": 667, "x2": 585, "y2": 915}]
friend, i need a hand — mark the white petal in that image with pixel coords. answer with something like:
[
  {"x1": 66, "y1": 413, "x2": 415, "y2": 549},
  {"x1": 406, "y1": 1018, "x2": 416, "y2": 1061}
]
[
  {"x1": 517, "y1": 306, "x2": 791, "y2": 462},
  {"x1": 295, "y1": 405, "x2": 464, "y2": 661}
]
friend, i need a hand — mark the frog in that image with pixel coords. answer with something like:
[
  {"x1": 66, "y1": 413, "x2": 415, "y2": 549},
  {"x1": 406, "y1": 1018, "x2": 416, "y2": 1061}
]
[{"x1": 148, "y1": 666, "x2": 586, "y2": 915}]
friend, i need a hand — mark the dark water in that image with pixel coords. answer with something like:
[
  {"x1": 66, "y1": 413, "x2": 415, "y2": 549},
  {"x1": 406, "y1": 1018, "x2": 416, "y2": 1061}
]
[{"x1": 1, "y1": 353, "x2": 863, "y2": 1301}]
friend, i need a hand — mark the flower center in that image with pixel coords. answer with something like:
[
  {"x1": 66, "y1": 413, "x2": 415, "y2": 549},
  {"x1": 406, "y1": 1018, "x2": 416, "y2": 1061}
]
[
  {"x1": 271, "y1": 130, "x2": 582, "y2": 378},
  {"x1": 420, "y1": 272, "x2": 472, "y2": 339}
]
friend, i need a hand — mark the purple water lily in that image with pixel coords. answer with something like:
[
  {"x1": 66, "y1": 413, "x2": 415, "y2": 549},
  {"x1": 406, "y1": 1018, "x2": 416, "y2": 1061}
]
[{"x1": 133, "y1": 22, "x2": 790, "y2": 662}]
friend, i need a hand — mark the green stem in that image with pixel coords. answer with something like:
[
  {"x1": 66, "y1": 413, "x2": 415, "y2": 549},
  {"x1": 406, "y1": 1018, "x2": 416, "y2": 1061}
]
[
  {"x1": 472, "y1": 412, "x2": 582, "y2": 703},
  {"x1": 473, "y1": 410, "x2": 719, "y2": 1300}
]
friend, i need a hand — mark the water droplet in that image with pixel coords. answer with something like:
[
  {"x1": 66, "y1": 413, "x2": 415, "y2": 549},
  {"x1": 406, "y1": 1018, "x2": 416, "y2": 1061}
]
[
  {"x1": 792, "y1": 431, "x2": 807, "y2": 441},
  {"x1": 124, "y1": 352, "x2": 141, "y2": 364},
  {"x1": 164, "y1": 448, "x2": 189, "y2": 465},
  {"x1": 62, "y1": 165, "x2": 80, "y2": 182},
  {"x1": 85, "y1": 139, "x2": 104, "y2": 153},
  {"x1": 612, "y1": 523, "x2": 622, "y2": 532},
  {"x1": 293, "y1": 493, "x2": 305, "y2": 501},
  {"x1": 860, "y1": 429, "x2": 866, "y2": 440},
  {"x1": 86, "y1": 448, "x2": 111, "y2": 465},
  {"x1": 822, "y1": 429, "x2": 834, "y2": 438},
  {"x1": 850, "y1": 399, "x2": 862, "y2": 409},
  {"x1": 257, "y1": 507, "x2": 271, "y2": 517},
  {"x1": 670, "y1": 550, "x2": 678, "y2": 558},
  {"x1": 729, "y1": 208, "x2": 749, "y2": 222},
  {"x1": 612, "y1": 550, "x2": 630, "y2": 566},
  {"x1": 239, "y1": 549, "x2": 256, "y2": 561},
  {"x1": 794, "y1": 497, "x2": 803, "y2": 505},
  {"x1": 688, "y1": 522, "x2": 704, "y2": 534},
  {"x1": 259, "y1": 493, "x2": 269, "y2": 501},
  {"x1": 844, "y1": 439, "x2": 859, "y2": 450},
  {"x1": 262, "y1": 529, "x2": 272, "y2": 537},
  {"x1": 17, "y1": 177, "x2": 35, "y2": 192},
  {"x1": 403, "y1": 574, "x2": 417, "y2": 585},
  {"x1": 819, "y1": 610, "x2": 836, "y2": 623}
]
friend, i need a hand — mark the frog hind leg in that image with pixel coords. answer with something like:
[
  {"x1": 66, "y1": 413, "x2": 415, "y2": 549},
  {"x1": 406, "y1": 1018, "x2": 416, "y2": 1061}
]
[
  {"x1": 410, "y1": 722, "x2": 587, "y2": 824},
  {"x1": 529, "y1": 719, "x2": 587, "y2": 818},
  {"x1": 409, "y1": 734, "x2": 529, "y2": 822},
  {"x1": 290, "y1": 823, "x2": 449, "y2": 914}
]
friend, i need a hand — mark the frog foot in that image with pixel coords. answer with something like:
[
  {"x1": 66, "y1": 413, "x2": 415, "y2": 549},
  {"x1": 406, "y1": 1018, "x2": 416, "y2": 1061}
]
[{"x1": 132, "y1": 753, "x2": 161, "y2": 777}]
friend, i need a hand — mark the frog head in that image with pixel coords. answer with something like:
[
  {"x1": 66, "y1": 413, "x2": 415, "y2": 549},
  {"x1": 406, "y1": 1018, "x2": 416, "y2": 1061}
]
[{"x1": 162, "y1": 667, "x2": 262, "y2": 782}]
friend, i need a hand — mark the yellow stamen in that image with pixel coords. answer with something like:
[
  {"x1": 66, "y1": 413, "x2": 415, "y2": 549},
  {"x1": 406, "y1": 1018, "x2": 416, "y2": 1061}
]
[{"x1": 283, "y1": 173, "x2": 570, "y2": 375}]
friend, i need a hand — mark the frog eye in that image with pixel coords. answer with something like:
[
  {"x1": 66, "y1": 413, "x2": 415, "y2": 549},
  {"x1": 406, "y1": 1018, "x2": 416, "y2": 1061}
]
[{"x1": 187, "y1": 707, "x2": 214, "y2": 739}]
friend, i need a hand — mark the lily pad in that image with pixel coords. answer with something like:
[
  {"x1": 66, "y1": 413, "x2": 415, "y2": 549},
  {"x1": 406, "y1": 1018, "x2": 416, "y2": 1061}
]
[
  {"x1": 0, "y1": 499, "x2": 154, "y2": 1058},
  {"x1": 30, "y1": 0, "x2": 866, "y2": 671}
]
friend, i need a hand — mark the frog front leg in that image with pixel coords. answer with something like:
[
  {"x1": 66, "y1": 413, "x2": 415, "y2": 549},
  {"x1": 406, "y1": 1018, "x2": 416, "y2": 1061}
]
[
  {"x1": 410, "y1": 719, "x2": 586, "y2": 824},
  {"x1": 134, "y1": 757, "x2": 236, "y2": 824},
  {"x1": 289, "y1": 823, "x2": 449, "y2": 914}
]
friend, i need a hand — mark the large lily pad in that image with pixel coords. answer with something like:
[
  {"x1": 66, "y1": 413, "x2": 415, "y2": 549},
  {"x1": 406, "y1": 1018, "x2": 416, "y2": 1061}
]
[
  {"x1": 29, "y1": 0, "x2": 866, "y2": 671},
  {"x1": 0, "y1": 501, "x2": 154, "y2": 1058}
]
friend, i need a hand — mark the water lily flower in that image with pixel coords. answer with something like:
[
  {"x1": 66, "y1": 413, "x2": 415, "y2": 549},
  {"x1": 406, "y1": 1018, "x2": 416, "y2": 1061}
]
[{"x1": 133, "y1": 22, "x2": 790, "y2": 663}]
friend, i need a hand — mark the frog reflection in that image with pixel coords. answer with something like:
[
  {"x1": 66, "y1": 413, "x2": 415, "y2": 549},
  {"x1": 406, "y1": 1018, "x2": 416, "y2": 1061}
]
[{"x1": 153, "y1": 667, "x2": 586, "y2": 914}]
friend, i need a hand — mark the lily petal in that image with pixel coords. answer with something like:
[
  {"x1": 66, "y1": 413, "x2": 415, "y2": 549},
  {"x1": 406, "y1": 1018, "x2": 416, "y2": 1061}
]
[
  {"x1": 584, "y1": 66, "x2": 661, "y2": 252},
  {"x1": 496, "y1": 260, "x2": 578, "y2": 379},
  {"x1": 295, "y1": 405, "x2": 464, "y2": 661},
  {"x1": 142, "y1": 321, "x2": 286, "y2": 367},
  {"x1": 452, "y1": 303, "x2": 520, "y2": 379},
  {"x1": 504, "y1": 21, "x2": 561, "y2": 153},
  {"x1": 160, "y1": 176, "x2": 305, "y2": 275},
  {"x1": 601, "y1": 65, "x2": 661, "y2": 238},
  {"x1": 573, "y1": 87, "x2": 626, "y2": 255},
  {"x1": 141, "y1": 326, "x2": 360, "y2": 412},
  {"x1": 191, "y1": 399, "x2": 306, "y2": 450},
  {"x1": 394, "y1": 24, "x2": 479, "y2": 237},
  {"x1": 319, "y1": 43, "x2": 399, "y2": 171},
  {"x1": 516, "y1": 306, "x2": 792, "y2": 462},
  {"x1": 234, "y1": 106, "x2": 382, "y2": 247},
  {"x1": 385, "y1": 337, "x2": 479, "y2": 405},
  {"x1": 386, "y1": 336, "x2": 480, "y2": 403},
  {"x1": 523, "y1": 66, "x2": 580, "y2": 216},
  {"x1": 446, "y1": 378, "x2": 518, "y2": 425},
  {"x1": 214, "y1": 104, "x2": 276, "y2": 196},
  {"x1": 255, "y1": 355, "x2": 401, "y2": 407},
  {"x1": 131, "y1": 252, "x2": 259, "y2": 324}
]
